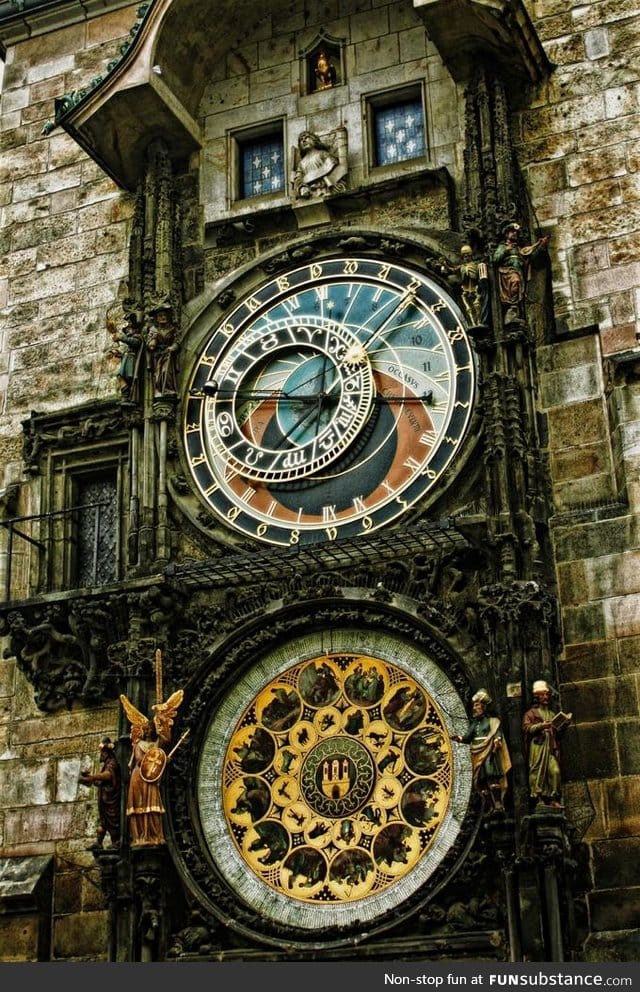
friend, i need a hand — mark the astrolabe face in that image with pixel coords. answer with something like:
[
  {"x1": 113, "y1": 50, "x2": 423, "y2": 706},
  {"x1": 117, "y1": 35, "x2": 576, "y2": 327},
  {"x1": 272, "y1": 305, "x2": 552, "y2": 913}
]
[
  {"x1": 196, "y1": 629, "x2": 472, "y2": 930},
  {"x1": 183, "y1": 256, "x2": 475, "y2": 546}
]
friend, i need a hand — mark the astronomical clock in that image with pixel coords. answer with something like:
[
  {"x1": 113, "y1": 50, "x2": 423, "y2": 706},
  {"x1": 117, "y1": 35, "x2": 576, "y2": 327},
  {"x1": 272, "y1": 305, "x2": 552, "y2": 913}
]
[
  {"x1": 169, "y1": 242, "x2": 483, "y2": 951},
  {"x1": 183, "y1": 255, "x2": 475, "y2": 546}
]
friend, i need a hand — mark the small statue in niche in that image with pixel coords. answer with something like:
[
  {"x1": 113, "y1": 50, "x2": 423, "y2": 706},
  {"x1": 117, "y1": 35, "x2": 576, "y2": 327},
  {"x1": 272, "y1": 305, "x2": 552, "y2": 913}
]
[
  {"x1": 119, "y1": 650, "x2": 189, "y2": 846},
  {"x1": 492, "y1": 222, "x2": 549, "y2": 325},
  {"x1": 440, "y1": 245, "x2": 489, "y2": 327},
  {"x1": 451, "y1": 689, "x2": 511, "y2": 812},
  {"x1": 291, "y1": 128, "x2": 348, "y2": 200},
  {"x1": 116, "y1": 305, "x2": 144, "y2": 402},
  {"x1": 314, "y1": 49, "x2": 337, "y2": 90},
  {"x1": 79, "y1": 736, "x2": 122, "y2": 849},
  {"x1": 146, "y1": 299, "x2": 179, "y2": 396}
]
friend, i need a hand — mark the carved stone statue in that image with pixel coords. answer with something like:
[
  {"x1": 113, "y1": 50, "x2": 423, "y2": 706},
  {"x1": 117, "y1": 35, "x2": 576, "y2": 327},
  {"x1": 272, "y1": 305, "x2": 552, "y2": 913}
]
[
  {"x1": 291, "y1": 128, "x2": 348, "y2": 200},
  {"x1": 440, "y1": 245, "x2": 488, "y2": 327},
  {"x1": 145, "y1": 300, "x2": 178, "y2": 396},
  {"x1": 79, "y1": 736, "x2": 122, "y2": 849},
  {"x1": 492, "y1": 222, "x2": 549, "y2": 324},
  {"x1": 116, "y1": 306, "x2": 144, "y2": 401},
  {"x1": 120, "y1": 650, "x2": 188, "y2": 846},
  {"x1": 452, "y1": 688, "x2": 511, "y2": 812},
  {"x1": 522, "y1": 679, "x2": 571, "y2": 808}
]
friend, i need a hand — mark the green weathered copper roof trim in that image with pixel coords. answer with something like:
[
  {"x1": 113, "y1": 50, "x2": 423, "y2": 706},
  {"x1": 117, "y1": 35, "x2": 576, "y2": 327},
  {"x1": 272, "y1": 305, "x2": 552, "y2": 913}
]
[{"x1": 41, "y1": 0, "x2": 157, "y2": 136}]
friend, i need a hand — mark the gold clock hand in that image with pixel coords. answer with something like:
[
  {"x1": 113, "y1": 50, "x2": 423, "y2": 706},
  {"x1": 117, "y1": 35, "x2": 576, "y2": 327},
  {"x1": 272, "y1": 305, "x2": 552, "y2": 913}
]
[
  {"x1": 373, "y1": 391, "x2": 433, "y2": 404},
  {"x1": 361, "y1": 291, "x2": 417, "y2": 351}
]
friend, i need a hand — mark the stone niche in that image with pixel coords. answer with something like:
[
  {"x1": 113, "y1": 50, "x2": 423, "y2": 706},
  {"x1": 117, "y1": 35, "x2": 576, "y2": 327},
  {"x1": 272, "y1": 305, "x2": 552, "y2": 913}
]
[{"x1": 0, "y1": 855, "x2": 54, "y2": 961}]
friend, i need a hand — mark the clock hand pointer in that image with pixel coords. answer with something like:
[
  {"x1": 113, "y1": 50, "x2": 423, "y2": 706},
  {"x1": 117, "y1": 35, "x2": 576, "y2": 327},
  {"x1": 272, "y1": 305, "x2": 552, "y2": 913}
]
[
  {"x1": 314, "y1": 357, "x2": 329, "y2": 436},
  {"x1": 372, "y1": 390, "x2": 434, "y2": 405},
  {"x1": 273, "y1": 396, "x2": 323, "y2": 450},
  {"x1": 361, "y1": 291, "x2": 417, "y2": 351},
  {"x1": 235, "y1": 363, "x2": 340, "y2": 404},
  {"x1": 204, "y1": 381, "x2": 293, "y2": 401}
]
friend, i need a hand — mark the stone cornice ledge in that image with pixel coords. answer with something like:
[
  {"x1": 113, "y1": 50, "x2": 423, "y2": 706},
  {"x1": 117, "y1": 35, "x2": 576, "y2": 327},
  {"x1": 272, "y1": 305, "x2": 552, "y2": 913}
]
[
  {"x1": 413, "y1": 0, "x2": 552, "y2": 86},
  {"x1": 0, "y1": 0, "x2": 135, "y2": 46}
]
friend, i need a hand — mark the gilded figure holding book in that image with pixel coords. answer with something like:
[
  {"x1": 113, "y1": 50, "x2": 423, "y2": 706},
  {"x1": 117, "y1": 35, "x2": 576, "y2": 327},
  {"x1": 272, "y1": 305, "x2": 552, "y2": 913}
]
[{"x1": 522, "y1": 680, "x2": 572, "y2": 808}]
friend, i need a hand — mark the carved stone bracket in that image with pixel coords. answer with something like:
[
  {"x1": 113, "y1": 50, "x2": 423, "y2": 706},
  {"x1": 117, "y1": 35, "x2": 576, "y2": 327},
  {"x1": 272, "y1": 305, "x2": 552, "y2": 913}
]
[
  {"x1": 477, "y1": 578, "x2": 554, "y2": 639},
  {"x1": 0, "y1": 598, "x2": 128, "y2": 711},
  {"x1": 414, "y1": 0, "x2": 552, "y2": 87},
  {"x1": 150, "y1": 398, "x2": 178, "y2": 423},
  {"x1": 521, "y1": 808, "x2": 573, "y2": 874},
  {"x1": 0, "y1": 582, "x2": 188, "y2": 712}
]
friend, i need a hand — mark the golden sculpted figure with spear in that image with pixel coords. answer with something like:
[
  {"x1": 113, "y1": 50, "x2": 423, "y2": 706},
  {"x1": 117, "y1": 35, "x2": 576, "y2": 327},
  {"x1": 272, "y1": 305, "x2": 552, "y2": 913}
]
[{"x1": 120, "y1": 649, "x2": 188, "y2": 846}]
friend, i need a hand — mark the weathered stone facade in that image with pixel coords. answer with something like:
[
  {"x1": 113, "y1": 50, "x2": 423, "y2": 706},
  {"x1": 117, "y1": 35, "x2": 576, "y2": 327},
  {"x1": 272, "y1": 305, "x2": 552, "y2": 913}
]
[{"x1": 0, "y1": 0, "x2": 638, "y2": 964}]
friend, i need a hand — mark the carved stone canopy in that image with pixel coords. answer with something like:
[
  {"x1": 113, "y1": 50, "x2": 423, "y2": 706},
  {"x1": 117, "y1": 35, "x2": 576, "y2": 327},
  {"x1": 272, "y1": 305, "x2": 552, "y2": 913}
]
[{"x1": 413, "y1": 0, "x2": 551, "y2": 87}]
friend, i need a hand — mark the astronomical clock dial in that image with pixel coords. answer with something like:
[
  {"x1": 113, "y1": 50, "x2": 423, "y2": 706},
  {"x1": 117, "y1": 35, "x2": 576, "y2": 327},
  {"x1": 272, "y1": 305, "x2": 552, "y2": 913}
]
[
  {"x1": 183, "y1": 256, "x2": 475, "y2": 546},
  {"x1": 195, "y1": 629, "x2": 471, "y2": 934}
]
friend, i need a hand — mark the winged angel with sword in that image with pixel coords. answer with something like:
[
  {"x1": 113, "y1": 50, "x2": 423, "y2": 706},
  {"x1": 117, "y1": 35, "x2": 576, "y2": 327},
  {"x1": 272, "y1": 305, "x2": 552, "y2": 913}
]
[{"x1": 120, "y1": 658, "x2": 189, "y2": 846}]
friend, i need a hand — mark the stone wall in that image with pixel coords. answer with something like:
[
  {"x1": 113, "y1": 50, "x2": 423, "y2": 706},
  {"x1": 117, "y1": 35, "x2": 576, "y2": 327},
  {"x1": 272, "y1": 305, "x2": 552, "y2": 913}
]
[
  {"x1": 518, "y1": 0, "x2": 640, "y2": 352},
  {"x1": 523, "y1": 0, "x2": 640, "y2": 953},
  {"x1": 0, "y1": 654, "x2": 120, "y2": 959},
  {"x1": 0, "y1": 4, "x2": 139, "y2": 495}
]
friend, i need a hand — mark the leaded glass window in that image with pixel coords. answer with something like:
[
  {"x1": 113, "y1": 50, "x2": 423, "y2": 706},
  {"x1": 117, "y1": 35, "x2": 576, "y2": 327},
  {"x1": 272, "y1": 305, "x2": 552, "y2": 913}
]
[
  {"x1": 373, "y1": 97, "x2": 426, "y2": 167},
  {"x1": 75, "y1": 475, "x2": 117, "y2": 588},
  {"x1": 240, "y1": 134, "x2": 285, "y2": 198}
]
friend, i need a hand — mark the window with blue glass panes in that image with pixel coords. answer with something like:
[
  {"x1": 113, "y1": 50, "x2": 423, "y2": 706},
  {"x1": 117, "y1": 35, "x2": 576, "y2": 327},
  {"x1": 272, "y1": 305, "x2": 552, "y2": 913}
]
[
  {"x1": 240, "y1": 134, "x2": 285, "y2": 198},
  {"x1": 374, "y1": 98, "x2": 426, "y2": 167}
]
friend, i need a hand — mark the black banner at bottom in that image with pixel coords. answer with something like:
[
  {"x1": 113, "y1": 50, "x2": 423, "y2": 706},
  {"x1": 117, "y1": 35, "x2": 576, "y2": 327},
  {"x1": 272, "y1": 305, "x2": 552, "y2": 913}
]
[{"x1": 1, "y1": 961, "x2": 638, "y2": 991}]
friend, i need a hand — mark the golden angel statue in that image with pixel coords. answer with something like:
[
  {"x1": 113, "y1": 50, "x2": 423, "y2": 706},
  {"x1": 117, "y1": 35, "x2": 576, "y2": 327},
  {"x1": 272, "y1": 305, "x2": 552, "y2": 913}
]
[{"x1": 119, "y1": 651, "x2": 188, "y2": 846}]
